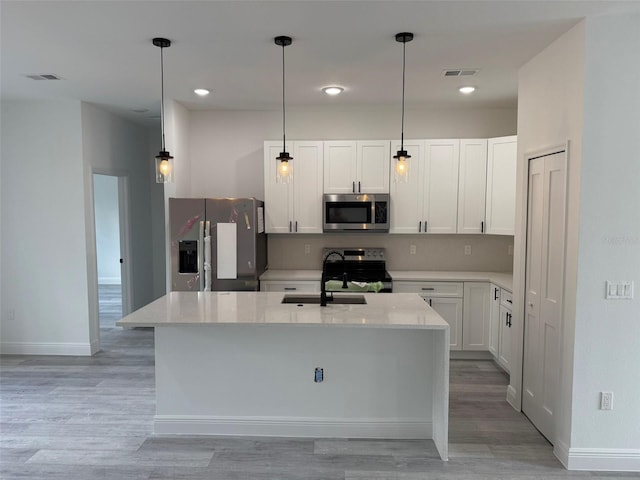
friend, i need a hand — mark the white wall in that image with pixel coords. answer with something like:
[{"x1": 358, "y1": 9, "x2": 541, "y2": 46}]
[
  {"x1": 1, "y1": 100, "x2": 93, "y2": 355},
  {"x1": 517, "y1": 13, "x2": 640, "y2": 471},
  {"x1": 188, "y1": 105, "x2": 517, "y2": 199},
  {"x1": 571, "y1": 12, "x2": 640, "y2": 465},
  {"x1": 93, "y1": 174, "x2": 121, "y2": 284},
  {"x1": 516, "y1": 21, "x2": 585, "y2": 456},
  {"x1": 0, "y1": 100, "x2": 166, "y2": 355}
]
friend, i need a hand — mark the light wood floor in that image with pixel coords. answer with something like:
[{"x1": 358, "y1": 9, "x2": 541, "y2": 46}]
[
  {"x1": 1, "y1": 327, "x2": 636, "y2": 479},
  {"x1": 98, "y1": 284, "x2": 123, "y2": 328}
]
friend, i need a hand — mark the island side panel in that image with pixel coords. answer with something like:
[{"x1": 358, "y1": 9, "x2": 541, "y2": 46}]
[
  {"x1": 432, "y1": 328, "x2": 450, "y2": 461},
  {"x1": 154, "y1": 325, "x2": 437, "y2": 439}
]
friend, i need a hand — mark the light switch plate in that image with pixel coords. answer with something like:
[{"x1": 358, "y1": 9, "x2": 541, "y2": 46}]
[{"x1": 605, "y1": 281, "x2": 634, "y2": 299}]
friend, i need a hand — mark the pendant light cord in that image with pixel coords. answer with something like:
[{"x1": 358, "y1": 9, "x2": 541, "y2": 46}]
[
  {"x1": 281, "y1": 43, "x2": 286, "y2": 152},
  {"x1": 160, "y1": 44, "x2": 166, "y2": 151},
  {"x1": 400, "y1": 39, "x2": 406, "y2": 151}
]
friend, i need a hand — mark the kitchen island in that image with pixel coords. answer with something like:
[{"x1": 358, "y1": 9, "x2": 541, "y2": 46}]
[{"x1": 117, "y1": 291, "x2": 450, "y2": 460}]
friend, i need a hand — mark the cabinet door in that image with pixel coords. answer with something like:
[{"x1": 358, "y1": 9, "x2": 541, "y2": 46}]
[
  {"x1": 264, "y1": 141, "x2": 293, "y2": 233},
  {"x1": 389, "y1": 140, "x2": 425, "y2": 234},
  {"x1": 486, "y1": 135, "x2": 517, "y2": 235},
  {"x1": 457, "y1": 139, "x2": 487, "y2": 234},
  {"x1": 293, "y1": 141, "x2": 324, "y2": 234},
  {"x1": 260, "y1": 280, "x2": 320, "y2": 292},
  {"x1": 424, "y1": 296, "x2": 463, "y2": 351},
  {"x1": 498, "y1": 305, "x2": 513, "y2": 373},
  {"x1": 488, "y1": 284, "x2": 501, "y2": 358},
  {"x1": 357, "y1": 141, "x2": 390, "y2": 193},
  {"x1": 462, "y1": 282, "x2": 491, "y2": 351},
  {"x1": 424, "y1": 140, "x2": 460, "y2": 234},
  {"x1": 324, "y1": 141, "x2": 357, "y2": 194}
]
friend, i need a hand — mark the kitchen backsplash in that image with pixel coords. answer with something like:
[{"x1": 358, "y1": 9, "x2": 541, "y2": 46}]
[{"x1": 267, "y1": 234, "x2": 514, "y2": 272}]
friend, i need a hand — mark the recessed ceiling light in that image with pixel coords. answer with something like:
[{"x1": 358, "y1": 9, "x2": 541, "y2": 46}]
[
  {"x1": 459, "y1": 86, "x2": 476, "y2": 94},
  {"x1": 322, "y1": 86, "x2": 344, "y2": 96},
  {"x1": 194, "y1": 88, "x2": 210, "y2": 96}
]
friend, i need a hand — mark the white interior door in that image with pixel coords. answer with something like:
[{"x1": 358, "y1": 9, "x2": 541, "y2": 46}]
[{"x1": 522, "y1": 150, "x2": 567, "y2": 442}]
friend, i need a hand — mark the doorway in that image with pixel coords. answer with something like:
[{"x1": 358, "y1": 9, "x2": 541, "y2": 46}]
[
  {"x1": 522, "y1": 148, "x2": 568, "y2": 442},
  {"x1": 93, "y1": 173, "x2": 130, "y2": 328}
]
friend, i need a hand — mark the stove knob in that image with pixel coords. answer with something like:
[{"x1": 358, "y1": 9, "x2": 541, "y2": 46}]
[{"x1": 373, "y1": 251, "x2": 378, "y2": 257}]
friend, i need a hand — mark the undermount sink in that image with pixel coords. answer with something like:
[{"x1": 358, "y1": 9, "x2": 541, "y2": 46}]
[{"x1": 281, "y1": 294, "x2": 367, "y2": 305}]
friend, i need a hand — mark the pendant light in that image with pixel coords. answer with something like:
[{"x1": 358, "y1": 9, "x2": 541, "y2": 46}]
[
  {"x1": 275, "y1": 35, "x2": 293, "y2": 183},
  {"x1": 153, "y1": 37, "x2": 174, "y2": 183},
  {"x1": 393, "y1": 32, "x2": 413, "y2": 182}
]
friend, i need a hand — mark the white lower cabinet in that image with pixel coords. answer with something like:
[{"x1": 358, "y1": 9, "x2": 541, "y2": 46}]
[
  {"x1": 488, "y1": 284, "x2": 501, "y2": 357},
  {"x1": 260, "y1": 280, "x2": 320, "y2": 293},
  {"x1": 498, "y1": 290, "x2": 513, "y2": 373},
  {"x1": 393, "y1": 281, "x2": 463, "y2": 350},
  {"x1": 462, "y1": 283, "x2": 491, "y2": 350},
  {"x1": 488, "y1": 283, "x2": 513, "y2": 373}
]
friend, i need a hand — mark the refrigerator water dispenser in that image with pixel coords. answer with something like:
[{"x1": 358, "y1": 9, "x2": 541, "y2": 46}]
[{"x1": 178, "y1": 240, "x2": 198, "y2": 273}]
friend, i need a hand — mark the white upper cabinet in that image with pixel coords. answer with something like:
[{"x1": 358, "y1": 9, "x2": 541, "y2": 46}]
[
  {"x1": 390, "y1": 139, "x2": 459, "y2": 234},
  {"x1": 457, "y1": 139, "x2": 488, "y2": 234},
  {"x1": 424, "y1": 139, "x2": 460, "y2": 234},
  {"x1": 264, "y1": 141, "x2": 323, "y2": 234},
  {"x1": 389, "y1": 140, "x2": 425, "y2": 234},
  {"x1": 486, "y1": 135, "x2": 517, "y2": 235},
  {"x1": 324, "y1": 140, "x2": 390, "y2": 194}
]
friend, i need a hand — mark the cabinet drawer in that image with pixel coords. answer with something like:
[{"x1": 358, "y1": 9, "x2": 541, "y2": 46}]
[
  {"x1": 393, "y1": 281, "x2": 463, "y2": 297},
  {"x1": 500, "y1": 290, "x2": 513, "y2": 309}
]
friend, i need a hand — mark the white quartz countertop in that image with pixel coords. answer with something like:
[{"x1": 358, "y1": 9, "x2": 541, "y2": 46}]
[
  {"x1": 116, "y1": 292, "x2": 449, "y2": 330},
  {"x1": 260, "y1": 270, "x2": 513, "y2": 292}
]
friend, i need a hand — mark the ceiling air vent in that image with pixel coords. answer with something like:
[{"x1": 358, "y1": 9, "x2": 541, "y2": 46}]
[
  {"x1": 25, "y1": 73, "x2": 63, "y2": 80},
  {"x1": 443, "y1": 69, "x2": 479, "y2": 77}
]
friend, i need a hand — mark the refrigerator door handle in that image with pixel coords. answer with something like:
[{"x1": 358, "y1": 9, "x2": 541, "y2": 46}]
[
  {"x1": 203, "y1": 221, "x2": 212, "y2": 291},
  {"x1": 198, "y1": 221, "x2": 205, "y2": 291}
]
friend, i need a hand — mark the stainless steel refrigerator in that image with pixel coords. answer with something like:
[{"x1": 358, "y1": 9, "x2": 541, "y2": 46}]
[{"x1": 169, "y1": 198, "x2": 267, "y2": 291}]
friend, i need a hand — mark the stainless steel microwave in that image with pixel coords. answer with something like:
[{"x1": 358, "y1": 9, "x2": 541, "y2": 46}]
[{"x1": 323, "y1": 194, "x2": 390, "y2": 232}]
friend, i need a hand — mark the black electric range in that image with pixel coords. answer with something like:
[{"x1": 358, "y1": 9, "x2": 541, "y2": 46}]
[{"x1": 322, "y1": 248, "x2": 393, "y2": 292}]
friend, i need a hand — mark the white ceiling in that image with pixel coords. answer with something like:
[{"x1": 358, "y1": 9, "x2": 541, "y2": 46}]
[{"x1": 2, "y1": 1, "x2": 639, "y2": 125}]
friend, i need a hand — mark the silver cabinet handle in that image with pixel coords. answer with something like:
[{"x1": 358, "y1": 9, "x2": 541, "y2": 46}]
[
  {"x1": 481, "y1": 221, "x2": 484, "y2": 233},
  {"x1": 352, "y1": 181, "x2": 355, "y2": 193},
  {"x1": 424, "y1": 221, "x2": 427, "y2": 233},
  {"x1": 284, "y1": 287, "x2": 297, "y2": 291},
  {"x1": 418, "y1": 221, "x2": 422, "y2": 232},
  {"x1": 358, "y1": 181, "x2": 361, "y2": 193},
  {"x1": 528, "y1": 302, "x2": 534, "y2": 307},
  {"x1": 429, "y1": 299, "x2": 432, "y2": 306},
  {"x1": 295, "y1": 221, "x2": 298, "y2": 232},
  {"x1": 289, "y1": 221, "x2": 292, "y2": 233},
  {"x1": 421, "y1": 287, "x2": 435, "y2": 291}
]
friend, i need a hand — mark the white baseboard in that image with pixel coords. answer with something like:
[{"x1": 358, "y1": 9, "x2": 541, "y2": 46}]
[
  {"x1": 0, "y1": 341, "x2": 94, "y2": 356},
  {"x1": 555, "y1": 440, "x2": 640, "y2": 471},
  {"x1": 506, "y1": 385, "x2": 519, "y2": 411},
  {"x1": 154, "y1": 415, "x2": 432, "y2": 439},
  {"x1": 98, "y1": 277, "x2": 121, "y2": 285}
]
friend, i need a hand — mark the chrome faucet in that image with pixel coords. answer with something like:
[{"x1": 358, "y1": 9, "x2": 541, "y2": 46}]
[{"x1": 320, "y1": 250, "x2": 348, "y2": 307}]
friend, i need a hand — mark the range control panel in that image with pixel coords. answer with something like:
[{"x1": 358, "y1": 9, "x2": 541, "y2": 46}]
[{"x1": 323, "y1": 248, "x2": 385, "y2": 262}]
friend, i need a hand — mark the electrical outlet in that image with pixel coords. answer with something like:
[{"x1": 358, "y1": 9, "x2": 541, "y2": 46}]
[
  {"x1": 304, "y1": 244, "x2": 311, "y2": 254},
  {"x1": 464, "y1": 245, "x2": 472, "y2": 256},
  {"x1": 314, "y1": 367, "x2": 324, "y2": 383},
  {"x1": 600, "y1": 391, "x2": 613, "y2": 410},
  {"x1": 410, "y1": 244, "x2": 416, "y2": 255}
]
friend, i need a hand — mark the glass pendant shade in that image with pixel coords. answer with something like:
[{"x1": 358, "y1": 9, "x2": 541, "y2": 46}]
[
  {"x1": 155, "y1": 151, "x2": 174, "y2": 183},
  {"x1": 276, "y1": 151, "x2": 292, "y2": 183},
  {"x1": 393, "y1": 150, "x2": 411, "y2": 182}
]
